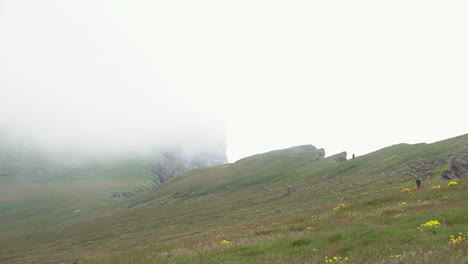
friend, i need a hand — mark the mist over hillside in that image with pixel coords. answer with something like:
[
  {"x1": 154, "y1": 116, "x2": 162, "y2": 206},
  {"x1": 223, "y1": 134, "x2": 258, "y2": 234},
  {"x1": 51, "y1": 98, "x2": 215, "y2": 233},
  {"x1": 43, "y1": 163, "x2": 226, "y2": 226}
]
[
  {"x1": 0, "y1": 119, "x2": 228, "y2": 200},
  {"x1": 0, "y1": 1, "x2": 466, "y2": 262},
  {"x1": 1, "y1": 133, "x2": 466, "y2": 264}
]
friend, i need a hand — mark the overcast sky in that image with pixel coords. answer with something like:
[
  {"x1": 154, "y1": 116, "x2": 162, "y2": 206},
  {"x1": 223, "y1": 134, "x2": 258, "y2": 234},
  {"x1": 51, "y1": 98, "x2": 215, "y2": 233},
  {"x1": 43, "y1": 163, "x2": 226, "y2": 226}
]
[{"x1": 1, "y1": 1, "x2": 467, "y2": 162}]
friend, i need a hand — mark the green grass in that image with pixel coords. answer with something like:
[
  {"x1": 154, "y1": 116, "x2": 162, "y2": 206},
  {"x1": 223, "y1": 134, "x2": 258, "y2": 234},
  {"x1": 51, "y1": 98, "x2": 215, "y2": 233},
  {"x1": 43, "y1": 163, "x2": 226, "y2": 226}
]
[
  {"x1": 79, "y1": 182, "x2": 468, "y2": 264},
  {"x1": 0, "y1": 134, "x2": 467, "y2": 263}
]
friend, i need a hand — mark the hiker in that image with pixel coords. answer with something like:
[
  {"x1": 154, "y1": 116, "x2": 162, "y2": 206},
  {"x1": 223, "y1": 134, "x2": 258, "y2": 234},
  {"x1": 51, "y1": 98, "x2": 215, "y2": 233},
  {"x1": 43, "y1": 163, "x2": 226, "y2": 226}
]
[
  {"x1": 416, "y1": 177, "x2": 422, "y2": 188},
  {"x1": 352, "y1": 154, "x2": 355, "y2": 160},
  {"x1": 287, "y1": 185, "x2": 292, "y2": 194}
]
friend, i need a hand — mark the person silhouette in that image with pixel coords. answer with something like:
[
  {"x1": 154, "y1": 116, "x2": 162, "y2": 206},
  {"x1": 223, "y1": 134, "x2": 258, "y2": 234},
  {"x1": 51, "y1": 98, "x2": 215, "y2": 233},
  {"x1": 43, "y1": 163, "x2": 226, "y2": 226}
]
[{"x1": 416, "y1": 177, "x2": 422, "y2": 188}]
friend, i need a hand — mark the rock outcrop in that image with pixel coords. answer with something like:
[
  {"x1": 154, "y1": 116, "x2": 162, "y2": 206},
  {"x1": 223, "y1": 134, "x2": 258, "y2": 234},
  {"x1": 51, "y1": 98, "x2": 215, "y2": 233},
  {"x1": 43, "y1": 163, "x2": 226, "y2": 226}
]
[
  {"x1": 109, "y1": 146, "x2": 228, "y2": 198},
  {"x1": 151, "y1": 149, "x2": 227, "y2": 184},
  {"x1": 328, "y1": 151, "x2": 347, "y2": 162},
  {"x1": 111, "y1": 191, "x2": 135, "y2": 199},
  {"x1": 381, "y1": 146, "x2": 468, "y2": 181},
  {"x1": 442, "y1": 148, "x2": 468, "y2": 180},
  {"x1": 316, "y1": 148, "x2": 326, "y2": 160}
]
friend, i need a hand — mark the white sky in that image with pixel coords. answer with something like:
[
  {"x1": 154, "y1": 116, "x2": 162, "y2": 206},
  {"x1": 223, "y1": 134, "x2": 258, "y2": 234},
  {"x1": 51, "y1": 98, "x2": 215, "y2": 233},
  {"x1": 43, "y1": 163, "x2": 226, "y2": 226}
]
[{"x1": 1, "y1": 1, "x2": 467, "y2": 161}]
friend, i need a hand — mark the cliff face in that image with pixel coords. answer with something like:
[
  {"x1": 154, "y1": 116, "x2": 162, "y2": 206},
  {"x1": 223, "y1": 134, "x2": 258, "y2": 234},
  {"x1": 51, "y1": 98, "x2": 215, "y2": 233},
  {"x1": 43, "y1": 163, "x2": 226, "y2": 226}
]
[
  {"x1": 442, "y1": 148, "x2": 468, "y2": 180},
  {"x1": 0, "y1": 130, "x2": 229, "y2": 199},
  {"x1": 108, "y1": 149, "x2": 227, "y2": 198},
  {"x1": 151, "y1": 148, "x2": 228, "y2": 184}
]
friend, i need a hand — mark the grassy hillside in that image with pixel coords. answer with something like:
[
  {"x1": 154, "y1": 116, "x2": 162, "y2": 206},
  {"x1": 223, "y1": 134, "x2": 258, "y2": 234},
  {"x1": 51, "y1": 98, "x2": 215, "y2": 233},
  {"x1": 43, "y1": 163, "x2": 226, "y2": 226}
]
[
  {"x1": 0, "y1": 134, "x2": 467, "y2": 263},
  {"x1": 82, "y1": 180, "x2": 467, "y2": 264},
  {"x1": 0, "y1": 144, "x2": 162, "y2": 188}
]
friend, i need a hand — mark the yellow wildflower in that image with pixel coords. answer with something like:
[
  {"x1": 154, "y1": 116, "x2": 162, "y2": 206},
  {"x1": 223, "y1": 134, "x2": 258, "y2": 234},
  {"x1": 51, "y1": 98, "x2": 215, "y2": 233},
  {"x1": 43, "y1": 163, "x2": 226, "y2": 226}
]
[
  {"x1": 418, "y1": 220, "x2": 441, "y2": 233},
  {"x1": 333, "y1": 203, "x2": 346, "y2": 211},
  {"x1": 448, "y1": 232, "x2": 466, "y2": 244},
  {"x1": 420, "y1": 220, "x2": 441, "y2": 228},
  {"x1": 220, "y1": 239, "x2": 232, "y2": 245},
  {"x1": 324, "y1": 256, "x2": 348, "y2": 263}
]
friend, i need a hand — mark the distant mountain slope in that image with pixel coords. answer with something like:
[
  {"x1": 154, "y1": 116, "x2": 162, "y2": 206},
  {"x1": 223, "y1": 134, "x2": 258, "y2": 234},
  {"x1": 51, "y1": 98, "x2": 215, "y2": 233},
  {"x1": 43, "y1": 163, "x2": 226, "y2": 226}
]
[
  {"x1": 0, "y1": 134, "x2": 466, "y2": 263},
  {"x1": 0, "y1": 133, "x2": 228, "y2": 263},
  {"x1": 140, "y1": 134, "x2": 467, "y2": 204},
  {"x1": 0, "y1": 133, "x2": 227, "y2": 191}
]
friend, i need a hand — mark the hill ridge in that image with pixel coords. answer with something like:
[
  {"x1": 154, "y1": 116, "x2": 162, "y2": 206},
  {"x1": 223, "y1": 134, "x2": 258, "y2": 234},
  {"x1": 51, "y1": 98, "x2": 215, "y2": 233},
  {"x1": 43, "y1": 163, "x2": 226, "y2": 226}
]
[{"x1": 0, "y1": 133, "x2": 467, "y2": 263}]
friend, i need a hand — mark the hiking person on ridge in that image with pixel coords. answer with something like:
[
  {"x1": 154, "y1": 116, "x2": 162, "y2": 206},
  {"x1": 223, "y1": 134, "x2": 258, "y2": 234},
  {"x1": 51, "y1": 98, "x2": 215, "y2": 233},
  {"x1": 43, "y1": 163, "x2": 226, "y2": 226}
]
[
  {"x1": 287, "y1": 185, "x2": 292, "y2": 195},
  {"x1": 416, "y1": 177, "x2": 422, "y2": 188}
]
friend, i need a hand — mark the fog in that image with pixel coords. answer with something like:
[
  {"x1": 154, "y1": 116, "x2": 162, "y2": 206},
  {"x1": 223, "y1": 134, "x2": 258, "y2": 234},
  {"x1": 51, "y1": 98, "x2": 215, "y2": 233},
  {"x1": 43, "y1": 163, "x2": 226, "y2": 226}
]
[
  {"x1": 1, "y1": 1, "x2": 467, "y2": 162},
  {"x1": 0, "y1": 1, "x2": 226, "y2": 156}
]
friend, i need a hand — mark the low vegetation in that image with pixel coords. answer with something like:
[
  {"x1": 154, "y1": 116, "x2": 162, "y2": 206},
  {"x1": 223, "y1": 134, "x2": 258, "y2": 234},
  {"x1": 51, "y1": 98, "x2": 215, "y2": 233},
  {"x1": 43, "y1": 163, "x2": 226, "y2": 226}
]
[
  {"x1": 79, "y1": 182, "x2": 467, "y2": 264},
  {"x1": 0, "y1": 134, "x2": 466, "y2": 263}
]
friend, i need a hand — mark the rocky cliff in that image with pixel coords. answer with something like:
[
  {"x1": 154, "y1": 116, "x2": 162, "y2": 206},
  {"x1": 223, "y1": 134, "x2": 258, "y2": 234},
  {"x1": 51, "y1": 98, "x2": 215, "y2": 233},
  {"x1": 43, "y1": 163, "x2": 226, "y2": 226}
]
[
  {"x1": 442, "y1": 148, "x2": 468, "y2": 179},
  {"x1": 151, "y1": 148, "x2": 228, "y2": 184},
  {"x1": 0, "y1": 130, "x2": 228, "y2": 198}
]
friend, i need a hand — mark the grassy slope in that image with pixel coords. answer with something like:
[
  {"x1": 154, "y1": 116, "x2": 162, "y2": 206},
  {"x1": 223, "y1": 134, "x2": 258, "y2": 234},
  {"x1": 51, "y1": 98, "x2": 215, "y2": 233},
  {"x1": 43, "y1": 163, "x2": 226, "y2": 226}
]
[
  {"x1": 0, "y1": 147, "x2": 162, "y2": 264},
  {"x1": 1, "y1": 135, "x2": 467, "y2": 263},
  {"x1": 0, "y1": 149, "x2": 161, "y2": 187},
  {"x1": 83, "y1": 181, "x2": 468, "y2": 264}
]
